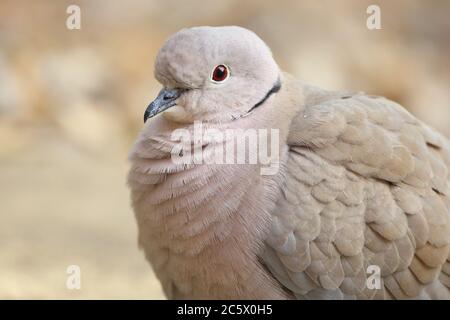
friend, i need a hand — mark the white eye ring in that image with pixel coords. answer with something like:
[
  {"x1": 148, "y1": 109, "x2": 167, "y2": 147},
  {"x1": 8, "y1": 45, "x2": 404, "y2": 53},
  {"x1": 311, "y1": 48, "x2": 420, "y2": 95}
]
[{"x1": 210, "y1": 64, "x2": 230, "y2": 83}]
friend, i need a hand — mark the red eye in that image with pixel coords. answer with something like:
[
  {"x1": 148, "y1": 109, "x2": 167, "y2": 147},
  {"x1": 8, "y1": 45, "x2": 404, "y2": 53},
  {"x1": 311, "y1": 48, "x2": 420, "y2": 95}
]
[{"x1": 211, "y1": 65, "x2": 229, "y2": 82}]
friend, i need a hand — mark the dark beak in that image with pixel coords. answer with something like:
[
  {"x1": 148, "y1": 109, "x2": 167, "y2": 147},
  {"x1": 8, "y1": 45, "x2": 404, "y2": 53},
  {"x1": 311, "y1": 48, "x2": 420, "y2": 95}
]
[{"x1": 144, "y1": 88, "x2": 183, "y2": 123}]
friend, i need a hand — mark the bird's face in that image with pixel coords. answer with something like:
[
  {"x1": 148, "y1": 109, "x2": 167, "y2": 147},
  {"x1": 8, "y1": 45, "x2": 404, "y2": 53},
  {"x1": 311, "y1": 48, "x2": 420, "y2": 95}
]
[{"x1": 144, "y1": 26, "x2": 280, "y2": 124}]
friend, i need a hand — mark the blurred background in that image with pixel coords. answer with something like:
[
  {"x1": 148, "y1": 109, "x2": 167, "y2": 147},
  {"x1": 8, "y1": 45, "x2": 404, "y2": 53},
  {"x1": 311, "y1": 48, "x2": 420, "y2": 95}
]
[{"x1": 0, "y1": 0, "x2": 449, "y2": 299}]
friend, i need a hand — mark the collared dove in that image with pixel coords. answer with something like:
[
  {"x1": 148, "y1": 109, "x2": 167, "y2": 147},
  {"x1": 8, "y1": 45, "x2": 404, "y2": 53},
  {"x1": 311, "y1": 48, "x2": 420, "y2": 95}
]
[{"x1": 128, "y1": 26, "x2": 450, "y2": 299}]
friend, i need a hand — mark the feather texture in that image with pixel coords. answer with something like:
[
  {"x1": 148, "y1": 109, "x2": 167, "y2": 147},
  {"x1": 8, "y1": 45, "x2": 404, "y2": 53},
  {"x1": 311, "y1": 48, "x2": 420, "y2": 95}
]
[
  {"x1": 263, "y1": 83, "x2": 450, "y2": 299},
  {"x1": 128, "y1": 26, "x2": 450, "y2": 299}
]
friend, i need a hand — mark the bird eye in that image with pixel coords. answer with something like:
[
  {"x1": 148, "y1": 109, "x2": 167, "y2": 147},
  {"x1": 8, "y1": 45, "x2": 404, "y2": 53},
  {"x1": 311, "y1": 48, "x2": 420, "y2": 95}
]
[{"x1": 211, "y1": 65, "x2": 229, "y2": 83}]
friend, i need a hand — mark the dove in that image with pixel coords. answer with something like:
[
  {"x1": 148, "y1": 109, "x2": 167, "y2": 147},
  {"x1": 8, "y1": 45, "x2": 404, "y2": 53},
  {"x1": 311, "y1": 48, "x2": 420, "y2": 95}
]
[{"x1": 127, "y1": 26, "x2": 450, "y2": 299}]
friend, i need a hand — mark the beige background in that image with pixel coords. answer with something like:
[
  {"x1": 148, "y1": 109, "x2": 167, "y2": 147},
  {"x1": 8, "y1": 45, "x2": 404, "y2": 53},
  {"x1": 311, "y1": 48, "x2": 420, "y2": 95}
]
[{"x1": 0, "y1": 0, "x2": 449, "y2": 299}]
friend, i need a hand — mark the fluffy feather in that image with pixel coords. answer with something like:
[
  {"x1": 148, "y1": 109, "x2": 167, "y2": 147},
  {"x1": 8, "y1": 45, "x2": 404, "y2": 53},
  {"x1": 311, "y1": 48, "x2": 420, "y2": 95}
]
[{"x1": 128, "y1": 26, "x2": 450, "y2": 299}]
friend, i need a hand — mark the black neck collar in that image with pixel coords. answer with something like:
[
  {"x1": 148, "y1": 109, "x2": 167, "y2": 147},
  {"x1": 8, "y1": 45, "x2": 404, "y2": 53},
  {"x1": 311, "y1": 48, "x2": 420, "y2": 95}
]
[{"x1": 247, "y1": 77, "x2": 282, "y2": 114}]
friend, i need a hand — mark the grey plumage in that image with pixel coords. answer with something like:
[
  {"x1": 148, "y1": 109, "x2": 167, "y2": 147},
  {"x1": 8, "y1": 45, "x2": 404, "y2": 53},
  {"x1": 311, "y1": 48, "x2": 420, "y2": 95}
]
[{"x1": 128, "y1": 26, "x2": 450, "y2": 299}]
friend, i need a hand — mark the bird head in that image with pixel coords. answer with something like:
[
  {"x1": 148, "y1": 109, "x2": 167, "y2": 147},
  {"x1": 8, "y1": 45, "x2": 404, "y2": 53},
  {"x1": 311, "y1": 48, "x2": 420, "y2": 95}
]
[{"x1": 144, "y1": 26, "x2": 280, "y2": 124}]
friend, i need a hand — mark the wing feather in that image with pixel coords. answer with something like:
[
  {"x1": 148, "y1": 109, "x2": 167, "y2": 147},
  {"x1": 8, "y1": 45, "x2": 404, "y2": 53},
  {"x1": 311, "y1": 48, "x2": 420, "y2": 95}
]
[{"x1": 264, "y1": 85, "x2": 450, "y2": 299}]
